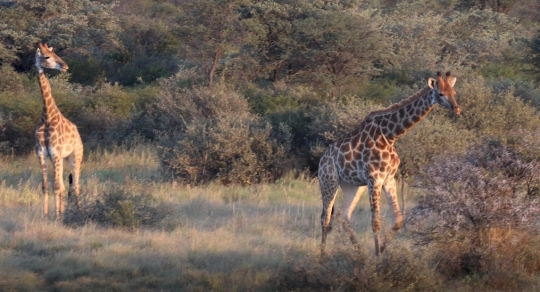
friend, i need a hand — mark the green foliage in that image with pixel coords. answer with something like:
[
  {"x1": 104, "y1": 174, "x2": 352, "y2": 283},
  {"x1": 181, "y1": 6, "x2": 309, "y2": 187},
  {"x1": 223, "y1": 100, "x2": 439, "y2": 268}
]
[
  {"x1": 1, "y1": 0, "x2": 540, "y2": 186},
  {"x1": 0, "y1": 65, "x2": 25, "y2": 93},
  {"x1": 131, "y1": 78, "x2": 253, "y2": 141},
  {"x1": 175, "y1": 0, "x2": 248, "y2": 86},
  {"x1": 0, "y1": 0, "x2": 121, "y2": 71},
  {"x1": 457, "y1": 77, "x2": 540, "y2": 137},
  {"x1": 64, "y1": 57, "x2": 105, "y2": 85},
  {"x1": 383, "y1": 4, "x2": 531, "y2": 82},
  {"x1": 159, "y1": 114, "x2": 289, "y2": 185},
  {"x1": 290, "y1": 6, "x2": 388, "y2": 99},
  {"x1": 530, "y1": 28, "x2": 540, "y2": 82}
]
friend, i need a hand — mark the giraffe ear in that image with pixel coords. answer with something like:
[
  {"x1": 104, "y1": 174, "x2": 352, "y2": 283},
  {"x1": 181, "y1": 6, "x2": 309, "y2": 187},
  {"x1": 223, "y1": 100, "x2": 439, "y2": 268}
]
[
  {"x1": 428, "y1": 78, "x2": 436, "y2": 89},
  {"x1": 448, "y1": 77, "x2": 457, "y2": 87},
  {"x1": 48, "y1": 47, "x2": 54, "y2": 51}
]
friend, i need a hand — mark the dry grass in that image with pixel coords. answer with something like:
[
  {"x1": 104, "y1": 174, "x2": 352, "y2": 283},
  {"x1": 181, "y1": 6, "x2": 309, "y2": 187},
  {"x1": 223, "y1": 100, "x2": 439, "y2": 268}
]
[{"x1": 2, "y1": 143, "x2": 540, "y2": 291}]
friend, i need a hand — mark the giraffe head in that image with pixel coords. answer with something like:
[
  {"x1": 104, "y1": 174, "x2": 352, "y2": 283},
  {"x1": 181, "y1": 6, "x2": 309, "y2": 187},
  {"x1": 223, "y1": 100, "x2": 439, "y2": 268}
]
[
  {"x1": 428, "y1": 71, "x2": 460, "y2": 115},
  {"x1": 35, "y1": 42, "x2": 69, "y2": 73}
]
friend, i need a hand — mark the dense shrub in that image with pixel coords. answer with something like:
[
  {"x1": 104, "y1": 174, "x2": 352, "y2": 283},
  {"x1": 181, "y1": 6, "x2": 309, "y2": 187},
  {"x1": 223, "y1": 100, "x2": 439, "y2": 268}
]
[
  {"x1": 408, "y1": 138, "x2": 540, "y2": 289},
  {"x1": 274, "y1": 245, "x2": 443, "y2": 291},
  {"x1": 130, "y1": 78, "x2": 252, "y2": 140},
  {"x1": 152, "y1": 82, "x2": 292, "y2": 185},
  {"x1": 457, "y1": 77, "x2": 540, "y2": 137},
  {"x1": 0, "y1": 81, "x2": 42, "y2": 155},
  {"x1": 158, "y1": 112, "x2": 290, "y2": 185},
  {"x1": 0, "y1": 65, "x2": 25, "y2": 93},
  {"x1": 396, "y1": 108, "x2": 474, "y2": 178}
]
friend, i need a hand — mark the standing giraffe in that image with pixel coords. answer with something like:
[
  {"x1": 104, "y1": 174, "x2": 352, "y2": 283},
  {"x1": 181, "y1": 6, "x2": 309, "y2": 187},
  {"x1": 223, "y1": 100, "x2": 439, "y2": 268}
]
[
  {"x1": 319, "y1": 72, "x2": 459, "y2": 255},
  {"x1": 35, "y1": 42, "x2": 83, "y2": 220}
]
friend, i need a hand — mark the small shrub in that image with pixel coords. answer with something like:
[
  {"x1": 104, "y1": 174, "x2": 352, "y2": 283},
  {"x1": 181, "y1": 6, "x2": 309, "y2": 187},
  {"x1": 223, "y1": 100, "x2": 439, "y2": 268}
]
[{"x1": 66, "y1": 187, "x2": 173, "y2": 229}]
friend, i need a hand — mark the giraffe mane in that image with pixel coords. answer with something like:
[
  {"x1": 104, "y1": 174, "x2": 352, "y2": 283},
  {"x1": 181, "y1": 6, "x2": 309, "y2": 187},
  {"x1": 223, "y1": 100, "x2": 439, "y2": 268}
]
[{"x1": 363, "y1": 86, "x2": 431, "y2": 121}]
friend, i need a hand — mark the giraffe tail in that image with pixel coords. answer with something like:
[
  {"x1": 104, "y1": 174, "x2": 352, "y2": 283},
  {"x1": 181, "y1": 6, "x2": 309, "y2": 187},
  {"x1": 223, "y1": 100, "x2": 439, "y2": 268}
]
[{"x1": 68, "y1": 174, "x2": 73, "y2": 196}]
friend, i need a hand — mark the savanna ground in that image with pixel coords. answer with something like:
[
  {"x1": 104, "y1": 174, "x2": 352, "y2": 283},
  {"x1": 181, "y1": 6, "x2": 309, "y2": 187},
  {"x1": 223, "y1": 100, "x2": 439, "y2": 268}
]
[
  {"x1": 2, "y1": 142, "x2": 538, "y2": 292},
  {"x1": 0, "y1": 143, "x2": 362, "y2": 291}
]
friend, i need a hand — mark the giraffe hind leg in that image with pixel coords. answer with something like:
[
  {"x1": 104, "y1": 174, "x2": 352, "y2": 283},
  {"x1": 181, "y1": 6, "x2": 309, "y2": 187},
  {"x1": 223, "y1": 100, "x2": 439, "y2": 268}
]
[
  {"x1": 339, "y1": 182, "x2": 365, "y2": 248},
  {"x1": 38, "y1": 152, "x2": 49, "y2": 219},
  {"x1": 68, "y1": 149, "x2": 82, "y2": 211}
]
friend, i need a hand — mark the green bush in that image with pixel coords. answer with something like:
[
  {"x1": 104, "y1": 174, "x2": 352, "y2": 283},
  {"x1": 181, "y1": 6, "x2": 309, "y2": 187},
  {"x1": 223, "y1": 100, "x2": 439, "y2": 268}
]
[
  {"x1": 130, "y1": 80, "x2": 252, "y2": 140},
  {"x1": 457, "y1": 77, "x2": 540, "y2": 137},
  {"x1": 158, "y1": 112, "x2": 290, "y2": 185}
]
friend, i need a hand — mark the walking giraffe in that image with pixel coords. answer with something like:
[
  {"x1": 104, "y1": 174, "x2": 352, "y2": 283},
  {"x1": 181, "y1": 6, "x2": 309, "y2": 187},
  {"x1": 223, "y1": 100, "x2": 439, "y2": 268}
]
[
  {"x1": 35, "y1": 42, "x2": 83, "y2": 220},
  {"x1": 319, "y1": 71, "x2": 459, "y2": 255}
]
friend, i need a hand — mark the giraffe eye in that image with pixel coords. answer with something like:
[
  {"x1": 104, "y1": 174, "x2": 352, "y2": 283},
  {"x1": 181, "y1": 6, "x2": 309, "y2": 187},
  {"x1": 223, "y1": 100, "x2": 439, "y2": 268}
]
[{"x1": 438, "y1": 93, "x2": 444, "y2": 97}]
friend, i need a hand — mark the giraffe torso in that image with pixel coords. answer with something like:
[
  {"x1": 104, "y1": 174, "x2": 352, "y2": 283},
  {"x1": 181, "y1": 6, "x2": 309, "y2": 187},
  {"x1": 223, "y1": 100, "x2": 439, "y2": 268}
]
[
  {"x1": 320, "y1": 118, "x2": 400, "y2": 187},
  {"x1": 36, "y1": 117, "x2": 82, "y2": 160}
]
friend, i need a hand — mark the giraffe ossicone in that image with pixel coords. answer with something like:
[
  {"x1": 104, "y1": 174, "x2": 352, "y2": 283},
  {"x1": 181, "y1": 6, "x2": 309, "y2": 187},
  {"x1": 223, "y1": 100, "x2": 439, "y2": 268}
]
[
  {"x1": 35, "y1": 42, "x2": 83, "y2": 220},
  {"x1": 319, "y1": 71, "x2": 459, "y2": 256}
]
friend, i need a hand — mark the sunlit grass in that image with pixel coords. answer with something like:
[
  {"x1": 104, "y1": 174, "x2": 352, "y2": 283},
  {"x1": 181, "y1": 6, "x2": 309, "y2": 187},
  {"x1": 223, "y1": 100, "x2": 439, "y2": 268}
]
[
  {"x1": 0, "y1": 144, "x2": 337, "y2": 290},
  {"x1": 2, "y1": 143, "x2": 531, "y2": 291}
]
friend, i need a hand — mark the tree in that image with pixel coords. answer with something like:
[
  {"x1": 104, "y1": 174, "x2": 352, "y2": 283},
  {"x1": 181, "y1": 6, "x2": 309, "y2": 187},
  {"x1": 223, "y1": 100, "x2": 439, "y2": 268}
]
[
  {"x1": 292, "y1": 7, "x2": 388, "y2": 99},
  {"x1": 175, "y1": 0, "x2": 250, "y2": 87},
  {"x1": 242, "y1": 0, "x2": 296, "y2": 83}
]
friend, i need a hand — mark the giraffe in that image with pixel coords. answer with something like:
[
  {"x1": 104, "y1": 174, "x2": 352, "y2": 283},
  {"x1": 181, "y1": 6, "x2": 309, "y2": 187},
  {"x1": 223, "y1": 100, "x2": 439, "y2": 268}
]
[
  {"x1": 319, "y1": 71, "x2": 459, "y2": 255},
  {"x1": 34, "y1": 42, "x2": 83, "y2": 220}
]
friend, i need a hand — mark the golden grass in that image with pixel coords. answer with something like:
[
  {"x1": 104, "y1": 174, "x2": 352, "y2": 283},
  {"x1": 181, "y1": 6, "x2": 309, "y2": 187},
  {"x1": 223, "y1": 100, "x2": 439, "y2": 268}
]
[
  {"x1": 0, "y1": 144, "x2": 336, "y2": 290},
  {"x1": 2, "y1": 144, "x2": 537, "y2": 291}
]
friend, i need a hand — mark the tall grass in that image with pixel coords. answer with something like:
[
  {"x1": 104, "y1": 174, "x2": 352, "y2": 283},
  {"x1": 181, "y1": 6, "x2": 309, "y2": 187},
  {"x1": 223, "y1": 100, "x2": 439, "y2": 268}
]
[{"x1": 1, "y1": 143, "x2": 540, "y2": 291}]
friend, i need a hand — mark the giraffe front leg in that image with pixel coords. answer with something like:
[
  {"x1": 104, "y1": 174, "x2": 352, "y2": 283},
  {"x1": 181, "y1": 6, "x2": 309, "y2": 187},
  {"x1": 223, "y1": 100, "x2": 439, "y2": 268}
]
[
  {"x1": 368, "y1": 180, "x2": 383, "y2": 256},
  {"x1": 381, "y1": 178, "x2": 403, "y2": 253},
  {"x1": 53, "y1": 156, "x2": 65, "y2": 221},
  {"x1": 37, "y1": 152, "x2": 49, "y2": 219}
]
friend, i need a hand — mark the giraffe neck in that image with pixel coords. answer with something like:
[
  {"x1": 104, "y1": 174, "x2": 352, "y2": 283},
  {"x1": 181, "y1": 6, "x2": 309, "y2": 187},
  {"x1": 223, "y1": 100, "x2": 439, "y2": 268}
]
[
  {"x1": 366, "y1": 86, "x2": 435, "y2": 142},
  {"x1": 37, "y1": 70, "x2": 61, "y2": 124}
]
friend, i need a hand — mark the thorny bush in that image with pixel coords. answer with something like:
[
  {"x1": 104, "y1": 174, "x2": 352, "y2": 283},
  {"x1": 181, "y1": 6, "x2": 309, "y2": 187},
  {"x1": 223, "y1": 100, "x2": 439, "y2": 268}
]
[{"x1": 408, "y1": 137, "x2": 540, "y2": 287}]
